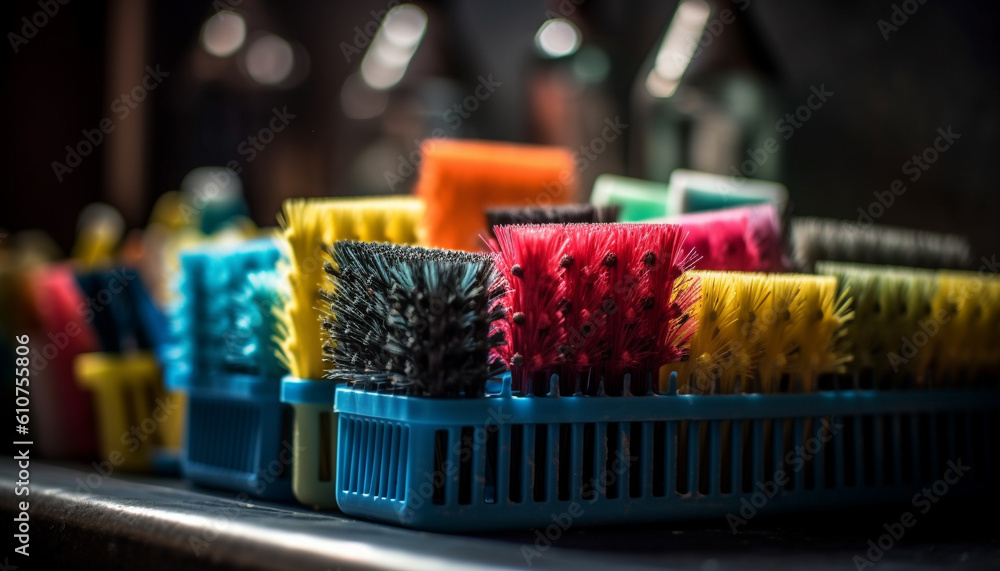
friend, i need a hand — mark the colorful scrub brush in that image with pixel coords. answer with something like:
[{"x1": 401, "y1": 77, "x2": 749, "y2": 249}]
[
  {"x1": 171, "y1": 239, "x2": 285, "y2": 381},
  {"x1": 590, "y1": 171, "x2": 787, "y2": 222},
  {"x1": 491, "y1": 223, "x2": 698, "y2": 396},
  {"x1": 655, "y1": 204, "x2": 790, "y2": 272},
  {"x1": 415, "y1": 140, "x2": 576, "y2": 251},
  {"x1": 666, "y1": 169, "x2": 788, "y2": 215},
  {"x1": 27, "y1": 264, "x2": 99, "y2": 460},
  {"x1": 275, "y1": 196, "x2": 423, "y2": 383},
  {"x1": 169, "y1": 239, "x2": 295, "y2": 498},
  {"x1": 667, "y1": 271, "x2": 853, "y2": 394},
  {"x1": 320, "y1": 241, "x2": 505, "y2": 397},
  {"x1": 590, "y1": 174, "x2": 673, "y2": 222}
]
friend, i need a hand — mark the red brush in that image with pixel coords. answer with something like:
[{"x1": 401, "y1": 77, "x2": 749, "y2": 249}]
[{"x1": 491, "y1": 223, "x2": 697, "y2": 396}]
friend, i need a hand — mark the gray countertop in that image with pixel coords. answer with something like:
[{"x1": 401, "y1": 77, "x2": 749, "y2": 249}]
[{"x1": 2, "y1": 460, "x2": 998, "y2": 570}]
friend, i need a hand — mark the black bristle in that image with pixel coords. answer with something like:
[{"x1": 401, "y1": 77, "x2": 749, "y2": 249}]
[
  {"x1": 323, "y1": 240, "x2": 507, "y2": 397},
  {"x1": 485, "y1": 204, "x2": 621, "y2": 238},
  {"x1": 790, "y1": 217, "x2": 972, "y2": 272}
]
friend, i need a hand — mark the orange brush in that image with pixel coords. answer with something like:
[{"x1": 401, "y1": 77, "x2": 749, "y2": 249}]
[{"x1": 414, "y1": 139, "x2": 577, "y2": 251}]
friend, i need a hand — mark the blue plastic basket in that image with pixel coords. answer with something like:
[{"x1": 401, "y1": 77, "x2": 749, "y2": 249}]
[
  {"x1": 181, "y1": 373, "x2": 294, "y2": 500},
  {"x1": 169, "y1": 239, "x2": 294, "y2": 499},
  {"x1": 334, "y1": 373, "x2": 999, "y2": 531}
]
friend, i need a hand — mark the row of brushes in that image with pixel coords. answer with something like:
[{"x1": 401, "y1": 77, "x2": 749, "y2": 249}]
[
  {"x1": 320, "y1": 241, "x2": 506, "y2": 398},
  {"x1": 491, "y1": 223, "x2": 699, "y2": 397}
]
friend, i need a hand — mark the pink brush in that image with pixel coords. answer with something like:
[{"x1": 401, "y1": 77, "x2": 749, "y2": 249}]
[{"x1": 656, "y1": 204, "x2": 789, "y2": 272}]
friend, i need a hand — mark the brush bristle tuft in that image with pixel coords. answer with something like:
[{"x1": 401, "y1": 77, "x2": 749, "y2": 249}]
[
  {"x1": 322, "y1": 241, "x2": 505, "y2": 397},
  {"x1": 790, "y1": 218, "x2": 971, "y2": 272}
]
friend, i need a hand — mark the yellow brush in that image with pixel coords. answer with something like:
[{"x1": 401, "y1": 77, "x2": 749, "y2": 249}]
[
  {"x1": 666, "y1": 271, "x2": 853, "y2": 395},
  {"x1": 275, "y1": 196, "x2": 423, "y2": 381},
  {"x1": 933, "y1": 271, "x2": 1000, "y2": 385}
]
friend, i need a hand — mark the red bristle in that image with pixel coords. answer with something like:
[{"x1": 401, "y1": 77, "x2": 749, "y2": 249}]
[
  {"x1": 603, "y1": 225, "x2": 655, "y2": 392},
  {"x1": 560, "y1": 224, "x2": 614, "y2": 393},
  {"x1": 491, "y1": 224, "x2": 568, "y2": 395},
  {"x1": 636, "y1": 224, "x2": 698, "y2": 378},
  {"x1": 494, "y1": 222, "x2": 698, "y2": 397}
]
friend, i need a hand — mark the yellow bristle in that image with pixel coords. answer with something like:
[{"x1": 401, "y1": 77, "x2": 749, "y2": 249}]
[
  {"x1": 934, "y1": 272, "x2": 1000, "y2": 383},
  {"x1": 786, "y1": 275, "x2": 853, "y2": 392},
  {"x1": 669, "y1": 271, "x2": 854, "y2": 395},
  {"x1": 719, "y1": 274, "x2": 769, "y2": 394},
  {"x1": 971, "y1": 275, "x2": 1000, "y2": 374},
  {"x1": 898, "y1": 270, "x2": 940, "y2": 383},
  {"x1": 758, "y1": 274, "x2": 808, "y2": 393},
  {"x1": 676, "y1": 271, "x2": 737, "y2": 394},
  {"x1": 817, "y1": 262, "x2": 939, "y2": 386},
  {"x1": 275, "y1": 196, "x2": 423, "y2": 380}
]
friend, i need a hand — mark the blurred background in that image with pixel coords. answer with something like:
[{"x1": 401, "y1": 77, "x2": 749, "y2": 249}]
[{"x1": 1, "y1": 0, "x2": 998, "y2": 255}]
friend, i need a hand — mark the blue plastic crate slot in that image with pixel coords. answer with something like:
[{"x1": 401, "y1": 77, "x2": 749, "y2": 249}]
[
  {"x1": 181, "y1": 379, "x2": 294, "y2": 501},
  {"x1": 334, "y1": 375, "x2": 999, "y2": 531}
]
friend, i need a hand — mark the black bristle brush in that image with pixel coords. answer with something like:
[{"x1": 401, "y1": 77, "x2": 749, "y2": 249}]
[
  {"x1": 485, "y1": 204, "x2": 620, "y2": 238},
  {"x1": 789, "y1": 217, "x2": 971, "y2": 272},
  {"x1": 321, "y1": 241, "x2": 506, "y2": 397}
]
